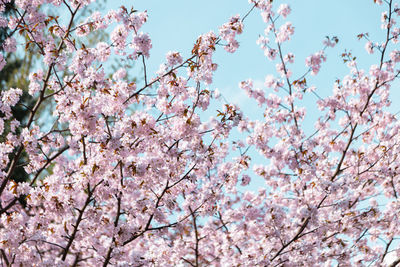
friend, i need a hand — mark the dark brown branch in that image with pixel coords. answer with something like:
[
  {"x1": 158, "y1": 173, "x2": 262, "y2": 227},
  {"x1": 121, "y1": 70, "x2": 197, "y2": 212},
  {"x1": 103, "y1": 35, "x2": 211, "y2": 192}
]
[
  {"x1": 71, "y1": 253, "x2": 80, "y2": 267},
  {"x1": 269, "y1": 217, "x2": 310, "y2": 262},
  {"x1": 217, "y1": 211, "x2": 242, "y2": 255},
  {"x1": 81, "y1": 136, "x2": 87, "y2": 165},
  {"x1": 61, "y1": 181, "x2": 101, "y2": 261},
  {"x1": 167, "y1": 164, "x2": 196, "y2": 190},
  {"x1": 124, "y1": 55, "x2": 196, "y2": 104},
  {"x1": 122, "y1": 199, "x2": 206, "y2": 247},
  {"x1": 189, "y1": 206, "x2": 200, "y2": 267},
  {"x1": 381, "y1": 238, "x2": 394, "y2": 263},
  {"x1": 241, "y1": 3, "x2": 257, "y2": 22},
  {"x1": 102, "y1": 114, "x2": 113, "y2": 140},
  {"x1": 0, "y1": 249, "x2": 10, "y2": 267},
  {"x1": 330, "y1": 123, "x2": 356, "y2": 182},
  {"x1": 142, "y1": 54, "x2": 148, "y2": 86},
  {"x1": 181, "y1": 257, "x2": 196, "y2": 267},
  {"x1": 103, "y1": 194, "x2": 122, "y2": 267},
  {"x1": 391, "y1": 178, "x2": 398, "y2": 198},
  {"x1": 123, "y1": 181, "x2": 169, "y2": 246},
  {"x1": 30, "y1": 146, "x2": 70, "y2": 186},
  {"x1": 389, "y1": 258, "x2": 400, "y2": 267}
]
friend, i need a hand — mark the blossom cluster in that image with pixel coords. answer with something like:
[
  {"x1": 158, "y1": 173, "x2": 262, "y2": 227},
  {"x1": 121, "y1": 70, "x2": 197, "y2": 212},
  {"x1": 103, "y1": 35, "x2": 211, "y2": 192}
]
[
  {"x1": 219, "y1": 15, "x2": 244, "y2": 53},
  {"x1": 1, "y1": 0, "x2": 400, "y2": 266}
]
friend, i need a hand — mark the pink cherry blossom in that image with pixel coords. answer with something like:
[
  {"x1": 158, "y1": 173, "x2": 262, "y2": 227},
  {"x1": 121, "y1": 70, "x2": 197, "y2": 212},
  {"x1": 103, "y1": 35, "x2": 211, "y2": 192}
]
[
  {"x1": 277, "y1": 4, "x2": 291, "y2": 18},
  {"x1": 131, "y1": 32, "x2": 152, "y2": 58},
  {"x1": 365, "y1": 41, "x2": 374, "y2": 54},
  {"x1": 305, "y1": 50, "x2": 326, "y2": 75},
  {"x1": 1, "y1": 0, "x2": 400, "y2": 266}
]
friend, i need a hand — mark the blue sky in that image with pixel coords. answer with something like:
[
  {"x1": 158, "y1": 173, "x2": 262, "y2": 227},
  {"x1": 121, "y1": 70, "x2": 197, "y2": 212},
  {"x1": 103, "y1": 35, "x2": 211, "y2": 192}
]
[
  {"x1": 102, "y1": 0, "x2": 396, "y2": 139},
  {"x1": 106, "y1": 0, "x2": 384, "y2": 105}
]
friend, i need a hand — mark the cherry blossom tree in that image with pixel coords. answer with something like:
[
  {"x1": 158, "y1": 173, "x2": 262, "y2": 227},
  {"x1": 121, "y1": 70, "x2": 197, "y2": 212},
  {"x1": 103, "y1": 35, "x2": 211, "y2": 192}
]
[{"x1": 1, "y1": 0, "x2": 400, "y2": 266}]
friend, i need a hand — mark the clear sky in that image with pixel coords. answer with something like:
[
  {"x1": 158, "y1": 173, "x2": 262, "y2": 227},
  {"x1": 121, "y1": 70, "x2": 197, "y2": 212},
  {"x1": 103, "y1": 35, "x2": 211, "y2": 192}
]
[
  {"x1": 101, "y1": 0, "x2": 399, "y2": 143},
  {"x1": 102, "y1": 0, "x2": 392, "y2": 124}
]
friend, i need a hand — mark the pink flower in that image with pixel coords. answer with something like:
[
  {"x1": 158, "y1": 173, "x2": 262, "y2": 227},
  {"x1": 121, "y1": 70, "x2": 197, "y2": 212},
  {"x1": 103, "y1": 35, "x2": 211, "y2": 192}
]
[
  {"x1": 284, "y1": 53, "x2": 295, "y2": 63},
  {"x1": 111, "y1": 25, "x2": 129, "y2": 52},
  {"x1": 305, "y1": 50, "x2": 326, "y2": 75},
  {"x1": 323, "y1": 36, "x2": 338, "y2": 47},
  {"x1": 365, "y1": 41, "x2": 374, "y2": 54},
  {"x1": 265, "y1": 48, "x2": 277, "y2": 60},
  {"x1": 277, "y1": 4, "x2": 291, "y2": 18},
  {"x1": 3, "y1": 37, "x2": 17, "y2": 53},
  {"x1": 241, "y1": 174, "x2": 251, "y2": 186},
  {"x1": 131, "y1": 32, "x2": 152, "y2": 58},
  {"x1": 219, "y1": 15, "x2": 243, "y2": 53},
  {"x1": 113, "y1": 68, "x2": 127, "y2": 80},
  {"x1": 165, "y1": 51, "x2": 183, "y2": 66},
  {"x1": 264, "y1": 75, "x2": 277, "y2": 88},
  {"x1": 0, "y1": 17, "x2": 8, "y2": 27},
  {"x1": 126, "y1": 11, "x2": 147, "y2": 31},
  {"x1": 390, "y1": 50, "x2": 400, "y2": 62},
  {"x1": 95, "y1": 42, "x2": 111, "y2": 62},
  {"x1": 276, "y1": 22, "x2": 294, "y2": 43},
  {"x1": 2, "y1": 88, "x2": 22, "y2": 106}
]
